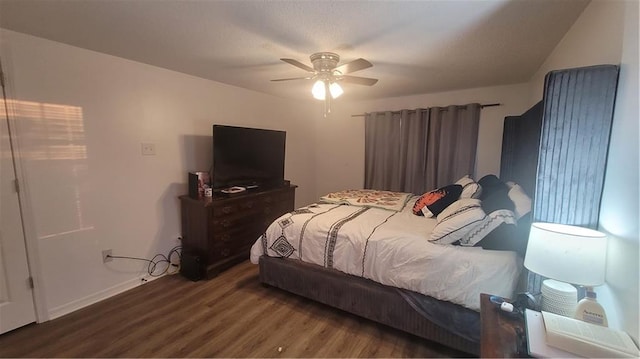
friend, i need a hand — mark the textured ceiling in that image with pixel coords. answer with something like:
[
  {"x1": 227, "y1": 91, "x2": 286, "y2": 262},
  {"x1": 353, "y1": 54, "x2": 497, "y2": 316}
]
[{"x1": 0, "y1": 0, "x2": 589, "y2": 101}]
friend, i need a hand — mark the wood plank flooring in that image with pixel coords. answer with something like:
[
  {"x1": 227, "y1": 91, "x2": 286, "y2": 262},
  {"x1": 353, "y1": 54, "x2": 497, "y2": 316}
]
[{"x1": 0, "y1": 260, "x2": 470, "y2": 357}]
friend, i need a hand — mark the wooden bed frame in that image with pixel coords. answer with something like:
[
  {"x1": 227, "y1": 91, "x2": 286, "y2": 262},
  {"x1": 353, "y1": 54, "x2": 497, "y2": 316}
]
[{"x1": 257, "y1": 103, "x2": 542, "y2": 355}]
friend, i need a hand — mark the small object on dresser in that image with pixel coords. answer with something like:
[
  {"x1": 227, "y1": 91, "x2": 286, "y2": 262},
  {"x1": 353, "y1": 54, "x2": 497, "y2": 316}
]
[
  {"x1": 221, "y1": 186, "x2": 246, "y2": 196},
  {"x1": 541, "y1": 279, "x2": 577, "y2": 316},
  {"x1": 574, "y1": 289, "x2": 608, "y2": 326},
  {"x1": 188, "y1": 171, "x2": 211, "y2": 199},
  {"x1": 500, "y1": 301, "x2": 514, "y2": 313},
  {"x1": 489, "y1": 295, "x2": 522, "y2": 318}
]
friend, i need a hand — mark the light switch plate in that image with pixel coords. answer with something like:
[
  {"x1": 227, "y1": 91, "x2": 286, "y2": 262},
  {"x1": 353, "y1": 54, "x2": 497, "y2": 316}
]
[{"x1": 141, "y1": 143, "x2": 156, "y2": 155}]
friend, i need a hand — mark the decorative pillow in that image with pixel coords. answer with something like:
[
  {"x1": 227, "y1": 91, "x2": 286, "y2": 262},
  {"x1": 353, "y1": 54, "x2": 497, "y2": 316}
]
[
  {"x1": 477, "y1": 174, "x2": 509, "y2": 200},
  {"x1": 507, "y1": 184, "x2": 532, "y2": 219},
  {"x1": 412, "y1": 184, "x2": 463, "y2": 217},
  {"x1": 480, "y1": 186, "x2": 515, "y2": 214},
  {"x1": 429, "y1": 198, "x2": 486, "y2": 245},
  {"x1": 455, "y1": 175, "x2": 482, "y2": 199}
]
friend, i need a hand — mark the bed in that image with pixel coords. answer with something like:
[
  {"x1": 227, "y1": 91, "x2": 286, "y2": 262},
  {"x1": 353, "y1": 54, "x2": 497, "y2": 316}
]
[{"x1": 249, "y1": 106, "x2": 541, "y2": 355}]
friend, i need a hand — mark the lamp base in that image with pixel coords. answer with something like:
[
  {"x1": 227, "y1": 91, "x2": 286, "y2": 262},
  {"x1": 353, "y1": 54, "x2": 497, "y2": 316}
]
[
  {"x1": 574, "y1": 288, "x2": 608, "y2": 326},
  {"x1": 541, "y1": 279, "x2": 577, "y2": 317}
]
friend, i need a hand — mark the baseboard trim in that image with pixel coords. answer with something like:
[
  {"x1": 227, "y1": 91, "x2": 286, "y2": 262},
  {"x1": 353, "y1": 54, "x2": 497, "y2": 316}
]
[{"x1": 47, "y1": 275, "x2": 162, "y2": 320}]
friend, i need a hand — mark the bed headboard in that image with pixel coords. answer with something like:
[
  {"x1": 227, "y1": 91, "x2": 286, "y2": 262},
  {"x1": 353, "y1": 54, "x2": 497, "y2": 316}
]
[{"x1": 499, "y1": 101, "x2": 543, "y2": 199}]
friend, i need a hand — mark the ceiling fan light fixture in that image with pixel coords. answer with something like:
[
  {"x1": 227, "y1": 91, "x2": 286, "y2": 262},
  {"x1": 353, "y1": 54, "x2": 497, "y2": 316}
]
[
  {"x1": 329, "y1": 82, "x2": 343, "y2": 99},
  {"x1": 276, "y1": 52, "x2": 377, "y2": 110},
  {"x1": 312, "y1": 80, "x2": 326, "y2": 100}
]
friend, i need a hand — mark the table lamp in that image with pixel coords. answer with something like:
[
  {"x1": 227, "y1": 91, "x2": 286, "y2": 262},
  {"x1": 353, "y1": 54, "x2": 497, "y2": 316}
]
[{"x1": 524, "y1": 222, "x2": 608, "y2": 325}]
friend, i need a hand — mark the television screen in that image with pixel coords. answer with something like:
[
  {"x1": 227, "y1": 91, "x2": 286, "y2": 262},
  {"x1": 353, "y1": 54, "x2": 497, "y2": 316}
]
[{"x1": 212, "y1": 125, "x2": 286, "y2": 190}]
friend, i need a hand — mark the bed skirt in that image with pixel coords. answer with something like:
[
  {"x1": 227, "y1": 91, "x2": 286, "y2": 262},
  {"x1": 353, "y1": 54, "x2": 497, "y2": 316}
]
[{"x1": 258, "y1": 256, "x2": 479, "y2": 355}]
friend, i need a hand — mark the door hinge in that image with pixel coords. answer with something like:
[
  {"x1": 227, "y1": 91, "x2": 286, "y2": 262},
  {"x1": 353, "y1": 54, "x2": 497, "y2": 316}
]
[
  {"x1": 14, "y1": 179, "x2": 20, "y2": 193},
  {"x1": 28, "y1": 277, "x2": 34, "y2": 289}
]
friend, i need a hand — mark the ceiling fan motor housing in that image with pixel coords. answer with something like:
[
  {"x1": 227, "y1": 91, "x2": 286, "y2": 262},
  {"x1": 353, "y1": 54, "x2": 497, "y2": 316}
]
[{"x1": 310, "y1": 52, "x2": 340, "y2": 74}]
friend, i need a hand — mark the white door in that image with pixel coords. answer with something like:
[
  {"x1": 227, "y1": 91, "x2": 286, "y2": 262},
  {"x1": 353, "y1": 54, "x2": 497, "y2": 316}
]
[{"x1": 0, "y1": 72, "x2": 37, "y2": 334}]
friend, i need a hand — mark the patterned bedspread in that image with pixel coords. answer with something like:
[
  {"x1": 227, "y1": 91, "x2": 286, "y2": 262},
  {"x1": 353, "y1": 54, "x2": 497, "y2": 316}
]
[
  {"x1": 250, "y1": 198, "x2": 523, "y2": 311},
  {"x1": 319, "y1": 189, "x2": 412, "y2": 212}
]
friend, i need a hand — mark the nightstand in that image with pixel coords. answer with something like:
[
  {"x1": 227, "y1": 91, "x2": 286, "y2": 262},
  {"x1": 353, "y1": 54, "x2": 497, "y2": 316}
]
[{"x1": 480, "y1": 293, "x2": 529, "y2": 358}]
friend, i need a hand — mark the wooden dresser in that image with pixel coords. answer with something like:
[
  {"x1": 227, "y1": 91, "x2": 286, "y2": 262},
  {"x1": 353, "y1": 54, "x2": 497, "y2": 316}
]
[{"x1": 179, "y1": 185, "x2": 296, "y2": 278}]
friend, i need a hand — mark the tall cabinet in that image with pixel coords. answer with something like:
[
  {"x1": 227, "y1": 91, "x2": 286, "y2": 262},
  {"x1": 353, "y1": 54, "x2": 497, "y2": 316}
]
[{"x1": 180, "y1": 185, "x2": 296, "y2": 279}]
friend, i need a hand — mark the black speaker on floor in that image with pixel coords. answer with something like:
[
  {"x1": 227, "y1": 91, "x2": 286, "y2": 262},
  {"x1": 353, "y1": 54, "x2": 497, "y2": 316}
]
[{"x1": 180, "y1": 252, "x2": 205, "y2": 281}]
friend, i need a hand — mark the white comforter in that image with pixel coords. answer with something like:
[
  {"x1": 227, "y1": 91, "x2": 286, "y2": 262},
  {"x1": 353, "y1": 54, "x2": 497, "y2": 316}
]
[{"x1": 250, "y1": 200, "x2": 522, "y2": 311}]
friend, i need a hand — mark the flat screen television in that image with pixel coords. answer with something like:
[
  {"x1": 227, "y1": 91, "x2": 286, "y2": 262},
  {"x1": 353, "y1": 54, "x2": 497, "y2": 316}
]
[{"x1": 212, "y1": 125, "x2": 286, "y2": 190}]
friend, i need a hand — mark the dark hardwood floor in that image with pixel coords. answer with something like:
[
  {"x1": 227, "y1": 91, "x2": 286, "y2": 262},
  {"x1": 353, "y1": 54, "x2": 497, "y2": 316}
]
[{"x1": 0, "y1": 260, "x2": 469, "y2": 357}]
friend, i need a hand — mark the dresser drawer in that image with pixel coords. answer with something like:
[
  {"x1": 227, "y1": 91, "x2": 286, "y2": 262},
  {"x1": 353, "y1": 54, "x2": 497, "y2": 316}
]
[
  {"x1": 210, "y1": 207, "x2": 265, "y2": 231},
  {"x1": 208, "y1": 242, "x2": 253, "y2": 263},
  {"x1": 211, "y1": 221, "x2": 267, "y2": 246},
  {"x1": 212, "y1": 199, "x2": 261, "y2": 218},
  {"x1": 211, "y1": 188, "x2": 294, "y2": 217}
]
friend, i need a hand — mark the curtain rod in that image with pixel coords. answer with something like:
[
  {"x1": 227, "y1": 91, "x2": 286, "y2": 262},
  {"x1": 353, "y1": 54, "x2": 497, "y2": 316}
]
[{"x1": 350, "y1": 103, "x2": 501, "y2": 117}]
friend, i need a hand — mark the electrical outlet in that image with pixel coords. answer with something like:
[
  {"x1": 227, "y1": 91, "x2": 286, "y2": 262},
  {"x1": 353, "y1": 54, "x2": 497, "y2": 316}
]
[
  {"x1": 102, "y1": 249, "x2": 113, "y2": 263},
  {"x1": 141, "y1": 143, "x2": 156, "y2": 156}
]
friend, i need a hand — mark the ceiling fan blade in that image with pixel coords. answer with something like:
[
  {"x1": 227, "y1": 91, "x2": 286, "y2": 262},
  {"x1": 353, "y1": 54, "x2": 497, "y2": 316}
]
[
  {"x1": 340, "y1": 75, "x2": 378, "y2": 86},
  {"x1": 280, "y1": 58, "x2": 314, "y2": 72},
  {"x1": 271, "y1": 77, "x2": 312, "y2": 82},
  {"x1": 334, "y1": 58, "x2": 372, "y2": 74}
]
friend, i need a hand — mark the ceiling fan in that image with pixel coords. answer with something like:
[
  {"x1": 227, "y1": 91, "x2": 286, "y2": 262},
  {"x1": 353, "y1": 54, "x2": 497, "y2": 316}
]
[{"x1": 271, "y1": 52, "x2": 378, "y2": 115}]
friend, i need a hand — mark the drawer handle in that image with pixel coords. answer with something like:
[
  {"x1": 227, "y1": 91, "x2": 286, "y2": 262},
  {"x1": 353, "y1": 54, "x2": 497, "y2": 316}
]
[
  {"x1": 222, "y1": 206, "x2": 233, "y2": 214},
  {"x1": 221, "y1": 248, "x2": 230, "y2": 257},
  {"x1": 221, "y1": 234, "x2": 231, "y2": 242},
  {"x1": 221, "y1": 220, "x2": 231, "y2": 228}
]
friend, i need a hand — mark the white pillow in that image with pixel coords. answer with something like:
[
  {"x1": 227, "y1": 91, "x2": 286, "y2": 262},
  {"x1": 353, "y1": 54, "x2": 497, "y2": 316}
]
[
  {"x1": 455, "y1": 175, "x2": 482, "y2": 199},
  {"x1": 430, "y1": 198, "x2": 486, "y2": 245},
  {"x1": 507, "y1": 184, "x2": 532, "y2": 219}
]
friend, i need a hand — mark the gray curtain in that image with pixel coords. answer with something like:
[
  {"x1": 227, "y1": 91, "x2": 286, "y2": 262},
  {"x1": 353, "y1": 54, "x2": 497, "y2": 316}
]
[{"x1": 364, "y1": 103, "x2": 480, "y2": 194}]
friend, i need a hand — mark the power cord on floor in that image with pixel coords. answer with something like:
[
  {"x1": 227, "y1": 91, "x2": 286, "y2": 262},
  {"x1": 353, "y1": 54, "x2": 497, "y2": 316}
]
[{"x1": 107, "y1": 245, "x2": 181, "y2": 277}]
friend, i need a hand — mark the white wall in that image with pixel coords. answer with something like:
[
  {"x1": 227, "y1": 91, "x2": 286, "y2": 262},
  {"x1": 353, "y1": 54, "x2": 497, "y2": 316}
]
[
  {"x1": 527, "y1": 0, "x2": 639, "y2": 341},
  {"x1": 313, "y1": 83, "x2": 531, "y2": 198},
  {"x1": 528, "y1": 0, "x2": 625, "y2": 103},
  {"x1": 1, "y1": 29, "x2": 317, "y2": 319}
]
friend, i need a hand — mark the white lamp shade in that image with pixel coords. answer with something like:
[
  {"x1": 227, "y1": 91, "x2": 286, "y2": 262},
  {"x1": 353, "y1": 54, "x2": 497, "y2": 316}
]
[
  {"x1": 311, "y1": 80, "x2": 325, "y2": 100},
  {"x1": 524, "y1": 222, "x2": 607, "y2": 286},
  {"x1": 329, "y1": 82, "x2": 343, "y2": 98}
]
